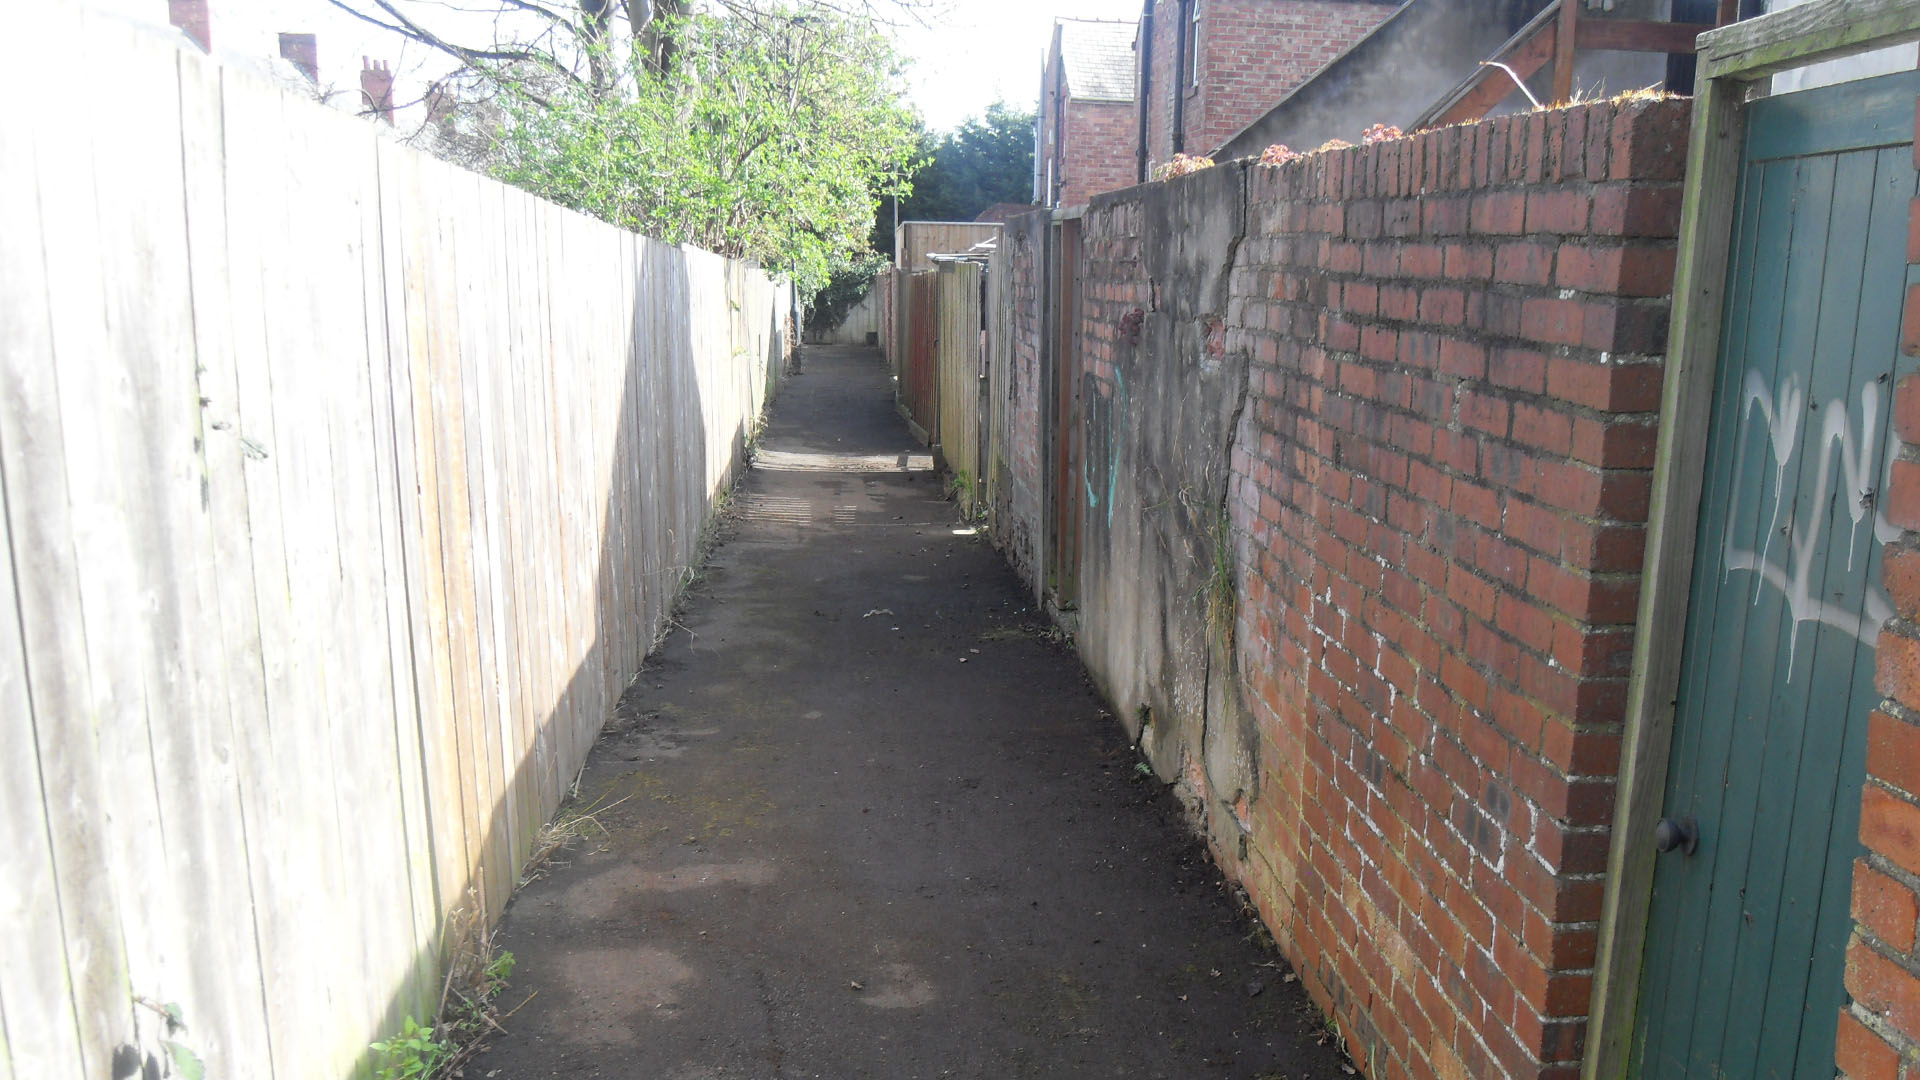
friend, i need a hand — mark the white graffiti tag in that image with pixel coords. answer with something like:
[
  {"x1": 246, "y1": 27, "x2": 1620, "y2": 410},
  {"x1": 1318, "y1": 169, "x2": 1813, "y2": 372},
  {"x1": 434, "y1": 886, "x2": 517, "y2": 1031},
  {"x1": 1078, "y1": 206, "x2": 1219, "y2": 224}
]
[{"x1": 1722, "y1": 370, "x2": 1896, "y2": 670}]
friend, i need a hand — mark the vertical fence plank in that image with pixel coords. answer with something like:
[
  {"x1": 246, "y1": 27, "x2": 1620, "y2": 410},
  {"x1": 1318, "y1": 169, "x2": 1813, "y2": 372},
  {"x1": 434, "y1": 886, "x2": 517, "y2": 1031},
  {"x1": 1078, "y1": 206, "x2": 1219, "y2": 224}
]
[
  {"x1": 251, "y1": 64, "x2": 383, "y2": 1070},
  {"x1": 550, "y1": 209, "x2": 588, "y2": 782},
  {"x1": 423, "y1": 156, "x2": 493, "y2": 923},
  {"x1": 511, "y1": 191, "x2": 559, "y2": 815},
  {"x1": 0, "y1": 14, "x2": 91, "y2": 1070},
  {"x1": 489, "y1": 186, "x2": 537, "y2": 870},
  {"x1": 447, "y1": 169, "x2": 509, "y2": 919},
  {"x1": 215, "y1": 60, "x2": 324, "y2": 1078},
  {"x1": 307, "y1": 103, "x2": 425, "y2": 1052},
  {"x1": 364, "y1": 139, "x2": 442, "y2": 1028},
  {"x1": 386, "y1": 143, "x2": 470, "y2": 943},
  {"x1": 173, "y1": 38, "x2": 289, "y2": 1076},
  {"x1": 32, "y1": 7, "x2": 190, "y2": 1070},
  {"x1": 533, "y1": 200, "x2": 571, "y2": 803}
]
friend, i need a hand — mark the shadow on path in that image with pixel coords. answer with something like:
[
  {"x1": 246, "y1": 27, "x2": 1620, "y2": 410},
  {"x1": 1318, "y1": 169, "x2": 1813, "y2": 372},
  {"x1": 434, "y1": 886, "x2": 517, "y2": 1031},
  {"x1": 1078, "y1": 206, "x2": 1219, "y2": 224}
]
[{"x1": 471, "y1": 346, "x2": 1351, "y2": 1079}]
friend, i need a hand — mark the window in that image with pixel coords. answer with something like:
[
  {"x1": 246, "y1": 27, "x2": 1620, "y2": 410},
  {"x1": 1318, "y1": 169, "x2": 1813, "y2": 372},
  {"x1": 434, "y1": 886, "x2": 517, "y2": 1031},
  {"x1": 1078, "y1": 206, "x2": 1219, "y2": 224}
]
[{"x1": 1187, "y1": 0, "x2": 1201, "y2": 88}]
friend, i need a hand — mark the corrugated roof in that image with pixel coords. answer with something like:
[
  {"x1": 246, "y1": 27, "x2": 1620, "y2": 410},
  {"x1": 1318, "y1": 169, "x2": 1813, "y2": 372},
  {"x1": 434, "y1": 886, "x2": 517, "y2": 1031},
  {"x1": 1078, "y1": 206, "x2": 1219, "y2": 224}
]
[{"x1": 1057, "y1": 19, "x2": 1137, "y2": 103}]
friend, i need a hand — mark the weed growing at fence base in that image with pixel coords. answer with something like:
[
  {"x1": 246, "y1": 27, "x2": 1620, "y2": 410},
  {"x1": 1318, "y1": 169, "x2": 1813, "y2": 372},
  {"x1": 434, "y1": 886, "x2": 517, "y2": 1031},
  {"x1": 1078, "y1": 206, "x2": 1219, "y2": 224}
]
[
  {"x1": 372, "y1": 919, "x2": 521, "y2": 1079},
  {"x1": 371, "y1": 1016, "x2": 449, "y2": 1080}
]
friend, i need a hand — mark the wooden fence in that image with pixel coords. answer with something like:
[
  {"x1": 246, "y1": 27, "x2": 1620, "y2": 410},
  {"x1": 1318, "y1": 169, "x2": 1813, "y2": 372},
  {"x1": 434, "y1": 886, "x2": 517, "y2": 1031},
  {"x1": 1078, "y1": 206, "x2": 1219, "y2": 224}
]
[
  {"x1": 934, "y1": 262, "x2": 984, "y2": 504},
  {"x1": 0, "y1": 8, "x2": 789, "y2": 1078}
]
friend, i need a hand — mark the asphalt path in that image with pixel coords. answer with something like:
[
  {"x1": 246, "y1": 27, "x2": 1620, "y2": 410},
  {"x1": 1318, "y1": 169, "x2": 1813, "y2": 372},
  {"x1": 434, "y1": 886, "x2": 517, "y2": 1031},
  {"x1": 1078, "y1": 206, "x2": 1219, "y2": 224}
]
[{"x1": 470, "y1": 346, "x2": 1351, "y2": 1080}]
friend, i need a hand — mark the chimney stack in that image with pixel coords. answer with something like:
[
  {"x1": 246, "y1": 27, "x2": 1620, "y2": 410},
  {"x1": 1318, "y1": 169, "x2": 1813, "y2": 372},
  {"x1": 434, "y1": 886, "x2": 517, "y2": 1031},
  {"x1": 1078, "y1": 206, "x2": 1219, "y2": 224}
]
[
  {"x1": 361, "y1": 58, "x2": 395, "y2": 124},
  {"x1": 425, "y1": 81, "x2": 455, "y2": 127},
  {"x1": 168, "y1": 0, "x2": 210, "y2": 51},
  {"x1": 278, "y1": 32, "x2": 319, "y2": 84}
]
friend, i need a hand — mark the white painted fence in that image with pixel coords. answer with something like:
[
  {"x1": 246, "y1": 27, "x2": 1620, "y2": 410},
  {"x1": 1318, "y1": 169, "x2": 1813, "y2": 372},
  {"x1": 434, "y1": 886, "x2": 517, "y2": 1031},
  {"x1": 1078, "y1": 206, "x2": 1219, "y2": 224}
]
[{"x1": 0, "y1": 8, "x2": 790, "y2": 1077}]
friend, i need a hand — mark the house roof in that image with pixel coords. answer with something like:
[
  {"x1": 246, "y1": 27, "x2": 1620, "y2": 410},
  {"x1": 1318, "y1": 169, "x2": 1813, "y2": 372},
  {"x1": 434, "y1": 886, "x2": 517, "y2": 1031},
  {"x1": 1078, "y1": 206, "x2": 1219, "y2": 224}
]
[
  {"x1": 974, "y1": 202, "x2": 1038, "y2": 223},
  {"x1": 1211, "y1": 0, "x2": 1550, "y2": 161},
  {"x1": 1055, "y1": 19, "x2": 1137, "y2": 103}
]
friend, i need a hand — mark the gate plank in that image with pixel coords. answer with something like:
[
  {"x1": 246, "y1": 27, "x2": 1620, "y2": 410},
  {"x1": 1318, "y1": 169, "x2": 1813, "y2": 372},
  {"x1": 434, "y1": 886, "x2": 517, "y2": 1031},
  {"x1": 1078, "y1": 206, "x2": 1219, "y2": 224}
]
[{"x1": 1777, "y1": 143, "x2": 1918, "y2": 1080}]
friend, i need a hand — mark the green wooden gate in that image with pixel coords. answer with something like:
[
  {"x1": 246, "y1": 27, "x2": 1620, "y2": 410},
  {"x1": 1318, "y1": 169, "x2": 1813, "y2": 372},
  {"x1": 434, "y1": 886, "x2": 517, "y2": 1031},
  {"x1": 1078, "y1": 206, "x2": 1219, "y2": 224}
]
[{"x1": 1632, "y1": 69, "x2": 1919, "y2": 1079}]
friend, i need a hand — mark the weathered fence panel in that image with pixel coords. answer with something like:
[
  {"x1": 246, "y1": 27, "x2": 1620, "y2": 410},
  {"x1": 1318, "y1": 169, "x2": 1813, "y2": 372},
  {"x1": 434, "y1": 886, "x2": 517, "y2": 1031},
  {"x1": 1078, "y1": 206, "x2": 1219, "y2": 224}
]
[
  {"x1": 935, "y1": 261, "x2": 984, "y2": 503},
  {"x1": 0, "y1": 8, "x2": 789, "y2": 1077},
  {"x1": 902, "y1": 271, "x2": 941, "y2": 440}
]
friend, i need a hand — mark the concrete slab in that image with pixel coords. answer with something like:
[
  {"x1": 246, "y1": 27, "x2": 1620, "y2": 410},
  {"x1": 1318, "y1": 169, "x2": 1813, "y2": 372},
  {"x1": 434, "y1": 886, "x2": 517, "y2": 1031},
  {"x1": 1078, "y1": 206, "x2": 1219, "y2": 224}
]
[{"x1": 469, "y1": 346, "x2": 1353, "y2": 1080}]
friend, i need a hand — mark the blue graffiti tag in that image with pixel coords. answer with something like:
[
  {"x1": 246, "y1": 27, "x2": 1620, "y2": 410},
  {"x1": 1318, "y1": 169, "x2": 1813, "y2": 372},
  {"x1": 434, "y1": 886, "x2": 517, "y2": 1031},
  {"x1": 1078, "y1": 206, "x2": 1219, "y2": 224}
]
[{"x1": 1084, "y1": 365, "x2": 1125, "y2": 527}]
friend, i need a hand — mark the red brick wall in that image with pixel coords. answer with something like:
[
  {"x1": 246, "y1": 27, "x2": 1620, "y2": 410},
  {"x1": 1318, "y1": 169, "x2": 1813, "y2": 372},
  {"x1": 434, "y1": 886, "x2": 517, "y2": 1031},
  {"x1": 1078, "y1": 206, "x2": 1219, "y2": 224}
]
[
  {"x1": 1224, "y1": 97, "x2": 1684, "y2": 1080},
  {"x1": 1060, "y1": 100, "x2": 1139, "y2": 207},
  {"x1": 1194, "y1": 0, "x2": 1392, "y2": 154},
  {"x1": 1051, "y1": 98, "x2": 1688, "y2": 1080},
  {"x1": 1844, "y1": 91, "x2": 1920, "y2": 1080},
  {"x1": 1140, "y1": 0, "x2": 1395, "y2": 171},
  {"x1": 991, "y1": 211, "x2": 1049, "y2": 587},
  {"x1": 1038, "y1": 37, "x2": 1138, "y2": 207},
  {"x1": 1142, "y1": 0, "x2": 1181, "y2": 173}
]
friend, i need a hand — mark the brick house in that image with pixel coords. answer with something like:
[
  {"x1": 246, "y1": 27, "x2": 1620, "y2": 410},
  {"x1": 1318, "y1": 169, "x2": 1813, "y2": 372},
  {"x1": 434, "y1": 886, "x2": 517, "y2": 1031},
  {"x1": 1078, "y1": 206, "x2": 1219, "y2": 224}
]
[
  {"x1": 1035, "y1": 18, "x2": 1138, "y2": 209},
  {"x1": 1135, "y1": 0, "x2": 1399, "y2": 178}
]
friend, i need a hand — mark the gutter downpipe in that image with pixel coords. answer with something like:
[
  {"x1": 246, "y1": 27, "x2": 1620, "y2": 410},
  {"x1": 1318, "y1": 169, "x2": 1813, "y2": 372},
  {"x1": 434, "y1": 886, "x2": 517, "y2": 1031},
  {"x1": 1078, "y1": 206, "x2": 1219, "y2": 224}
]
[
  {"x1": 1053, "y1": 41, "x2": 1068, "y2": 206},
  {"x1": 1136, "y1": 0, "x2": 1154, "y2": 182},
  {"x1": 1171, "y1": 0, "x2": 1188, "y2": 155}
]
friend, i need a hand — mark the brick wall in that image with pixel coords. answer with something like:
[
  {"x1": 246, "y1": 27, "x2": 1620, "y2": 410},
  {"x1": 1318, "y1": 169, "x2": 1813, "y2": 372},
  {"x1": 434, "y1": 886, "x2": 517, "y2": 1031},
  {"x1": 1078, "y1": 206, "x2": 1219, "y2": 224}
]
[
  {"x1": 996, "y1": 98, "x2": 1691, "y2": 1080},
  {"x1": 1038, "y1": 27, "x2": 1141, "y2": 208},
  {"x1": 1140, "y1": 0, "x2": 1395, "y2": 171},
  {"x1": 992, "y1": 212, "x2": 1049, "y2": 589},
  {"x1": 1844, "y1": 91, "x2": 1920, "y2": 1080},
  {"x1": 1060, "y1": 100, "x2": 1139, "y2": 207},
  {"x1": 1225, "y1": 97, "x2": 1683, "y2": 1080},
  {"x1": 1194, "y1": 0, "x2": 1393, "y2": 154},
  {"x1": 1038, "y1": 48, "x2": 1062, "y2": 204},
  {"x1": 1143, "y1": 0, "x2": 1180, "y2": 173}
]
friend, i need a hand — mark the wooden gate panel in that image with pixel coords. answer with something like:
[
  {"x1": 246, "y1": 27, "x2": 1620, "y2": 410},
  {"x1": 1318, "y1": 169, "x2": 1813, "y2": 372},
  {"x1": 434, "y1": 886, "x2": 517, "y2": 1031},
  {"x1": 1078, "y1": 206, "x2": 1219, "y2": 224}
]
[
  {"x1": 1050, "y1": 219, "x2": 1083, "y2": 604},
  {"x1": 904, "y1": 272, "x2": 940, "y2": 437},
  {"x1": 1633, "y1": 71, "x2": 1919, "y2": 1080}
]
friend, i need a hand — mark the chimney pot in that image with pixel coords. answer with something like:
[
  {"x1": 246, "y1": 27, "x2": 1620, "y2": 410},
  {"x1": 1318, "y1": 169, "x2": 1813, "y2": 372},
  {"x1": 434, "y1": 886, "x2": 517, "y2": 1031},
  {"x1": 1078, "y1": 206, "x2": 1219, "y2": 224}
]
[
  {"x1": 167, "y1": 0, "x2": 210, "y2": 51},
  {"x1": 278, "y1": 32, "x2": 319, "y2": 84},
  {"x1": 361, "y1": 56, "x2": 397, "y2": 124}
]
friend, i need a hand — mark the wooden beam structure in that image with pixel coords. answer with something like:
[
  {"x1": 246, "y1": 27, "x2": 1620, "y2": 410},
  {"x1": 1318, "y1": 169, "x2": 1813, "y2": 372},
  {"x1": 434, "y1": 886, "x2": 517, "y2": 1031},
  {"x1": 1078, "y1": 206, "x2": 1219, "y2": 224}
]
[
  {"x1": 1415, "y1": 0, "x2": 1720, "y2": 131},
  {"x1": 1553, "y1": 0, "x2": 1579, "y2": 102},
  {"x1": 1577, "y1": 17, "x2": 1708, "y2": 53},
  {"x1": 1414, "y1": 3, "x2": 1560, "y2": 129}
]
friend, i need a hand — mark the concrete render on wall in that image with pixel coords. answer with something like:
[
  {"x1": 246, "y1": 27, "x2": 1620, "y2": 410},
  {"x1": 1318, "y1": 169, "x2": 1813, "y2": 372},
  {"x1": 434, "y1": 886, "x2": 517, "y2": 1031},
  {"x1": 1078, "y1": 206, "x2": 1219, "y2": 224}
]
[{"x1": 1070, "y1": 163, "x2": 1264, "y2": 850}]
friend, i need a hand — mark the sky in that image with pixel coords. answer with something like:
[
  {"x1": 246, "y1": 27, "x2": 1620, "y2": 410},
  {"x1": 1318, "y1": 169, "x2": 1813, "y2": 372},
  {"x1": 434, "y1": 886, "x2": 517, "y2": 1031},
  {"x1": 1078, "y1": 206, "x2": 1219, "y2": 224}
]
[
  {"x1": 892, "y1": 0, "x2": 1140, "y2": 130},
  {"x1": 95, "y1": 0, "x2": 1141, "y2": 133}
]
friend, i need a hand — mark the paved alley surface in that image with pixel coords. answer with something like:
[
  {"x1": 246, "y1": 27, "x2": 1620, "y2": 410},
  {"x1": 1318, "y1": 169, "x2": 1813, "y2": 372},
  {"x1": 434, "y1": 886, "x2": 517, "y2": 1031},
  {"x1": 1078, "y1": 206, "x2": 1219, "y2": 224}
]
[{"x1": 472, "y1": 347, "x2": 1350, "y2": 1080}]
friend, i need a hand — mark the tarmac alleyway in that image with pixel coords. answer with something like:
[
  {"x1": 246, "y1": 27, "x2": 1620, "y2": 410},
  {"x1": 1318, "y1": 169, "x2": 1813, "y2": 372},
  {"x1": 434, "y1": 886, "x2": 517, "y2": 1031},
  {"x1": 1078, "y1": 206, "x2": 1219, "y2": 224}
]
[{"x1": 470, "y1": 347, "x2": 1354, "y2": 1080}]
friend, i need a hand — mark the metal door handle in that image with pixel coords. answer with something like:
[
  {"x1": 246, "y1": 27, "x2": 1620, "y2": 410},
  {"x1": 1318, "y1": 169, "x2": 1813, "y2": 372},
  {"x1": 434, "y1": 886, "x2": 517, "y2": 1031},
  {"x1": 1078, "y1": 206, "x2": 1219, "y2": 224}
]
[{"x1": 1654, "y1": 815, "x2": 1700, "y2": 856}]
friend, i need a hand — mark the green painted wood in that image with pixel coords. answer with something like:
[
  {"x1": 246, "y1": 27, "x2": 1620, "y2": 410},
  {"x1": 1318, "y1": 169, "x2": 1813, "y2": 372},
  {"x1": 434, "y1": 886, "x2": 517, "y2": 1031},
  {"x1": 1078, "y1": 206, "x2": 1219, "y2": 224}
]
[
  {"x1": 1699, "y1": 0, "x2": 1920, "y2": 81},
  {"x1": 1637, "y1": 150, "x2": 1801, "y2": 1079},
  {"x1": 1716, "y1": 145, "x2": 1868, "y2": 1080},
  {"x1": 1680, "y1": 149, "x2": 1839, "y2": 1078},
  {"x1": 1632, "y1": 71, "x2": 1918, "y2": 1080},
  {"x1": 1788, "y1": 143, "x2": 1915, "y2": 1080},
  {"x1": 1744, "y1": 69, "x2": 1920, "y2": 161},
  {"x1": 1628, "y1": 143, "x2": 1774, "y2": 1076}
]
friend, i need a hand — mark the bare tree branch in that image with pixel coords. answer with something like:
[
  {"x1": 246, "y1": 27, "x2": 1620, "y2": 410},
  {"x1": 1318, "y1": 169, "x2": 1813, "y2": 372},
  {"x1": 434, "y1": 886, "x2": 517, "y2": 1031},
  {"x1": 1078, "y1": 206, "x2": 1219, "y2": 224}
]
[{"x1": 323, "y1": 0, "x2": 588, "y2": 85}]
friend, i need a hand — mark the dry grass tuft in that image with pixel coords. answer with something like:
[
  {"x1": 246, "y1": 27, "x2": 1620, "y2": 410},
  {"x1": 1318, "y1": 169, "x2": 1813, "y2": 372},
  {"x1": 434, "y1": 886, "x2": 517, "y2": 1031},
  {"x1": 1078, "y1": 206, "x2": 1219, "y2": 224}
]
[{"x1": 520, "y1": 791, "x2": 635, "y2": 886}]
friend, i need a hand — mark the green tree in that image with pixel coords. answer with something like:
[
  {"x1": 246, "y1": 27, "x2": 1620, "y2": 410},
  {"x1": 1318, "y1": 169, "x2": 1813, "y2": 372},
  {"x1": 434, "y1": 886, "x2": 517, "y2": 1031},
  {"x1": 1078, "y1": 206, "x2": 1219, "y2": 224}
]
[
  {"x1": 328, "y1": 2, "x2": 921, "y2": 296},
  {"x1": 892, "y1": 101, "x2": 1035, "y2": 227},
  {"x1": 480, "y1": 10, "x2": 919, "y2": 295},
  {"x1": 807, "y1": 102, "x2": 1029, "y2": 332},
  {"x1": 811, "y1": 102, "x2": 1032, "y2": 334}
]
